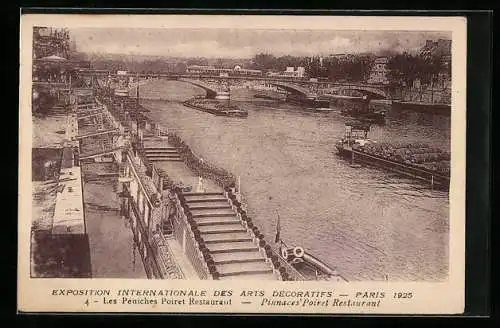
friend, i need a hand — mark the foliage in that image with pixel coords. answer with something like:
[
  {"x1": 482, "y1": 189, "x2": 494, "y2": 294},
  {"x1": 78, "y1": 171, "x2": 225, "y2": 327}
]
[
  {"x1": 387, "y1": 52, "x2": 444, "y2": 86},
  {"x1": 250, "y1": 53, "x2": 374, "y2": 82}
]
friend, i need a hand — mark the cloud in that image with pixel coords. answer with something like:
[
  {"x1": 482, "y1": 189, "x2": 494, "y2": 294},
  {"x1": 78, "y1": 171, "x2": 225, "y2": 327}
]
[{"x1": 70, "y1": 28, "x2": 451, "y2": 58}]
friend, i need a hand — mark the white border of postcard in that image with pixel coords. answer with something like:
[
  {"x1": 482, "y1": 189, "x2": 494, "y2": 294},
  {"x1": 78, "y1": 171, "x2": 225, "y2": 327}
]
[{"x1": 19, "y1": 14, "x2": 466, "y2": 314}]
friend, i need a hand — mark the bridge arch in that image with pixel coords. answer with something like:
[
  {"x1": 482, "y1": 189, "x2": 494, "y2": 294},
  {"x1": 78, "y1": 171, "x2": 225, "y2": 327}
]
[
  {"x1": 177, "y1": 78, "x2": 219, "y2": 99},
  {"x1": 328, "y1": 85, "x2": 389, "y2": 100},
  {"x1": 269, "y1": 82, "x2": 311, "y2": 97}
]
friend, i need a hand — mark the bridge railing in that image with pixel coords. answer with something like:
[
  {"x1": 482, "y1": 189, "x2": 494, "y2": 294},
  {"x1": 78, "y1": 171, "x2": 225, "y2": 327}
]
[
  {"x1": 150, "y1": 231, "x2": 185, "y2": 279},
  {"x1": 401, "y1": 87, "x2": 451, "y2": 105}
]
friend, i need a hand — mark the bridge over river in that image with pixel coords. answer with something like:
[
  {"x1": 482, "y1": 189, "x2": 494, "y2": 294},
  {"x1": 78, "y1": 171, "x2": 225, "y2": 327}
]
[
  {"x1": 80, "y1": 70, "x2": 398, "y2": 100},
  {"x1": 81, "y1": 69, "x2": 450, "y2": 111}
]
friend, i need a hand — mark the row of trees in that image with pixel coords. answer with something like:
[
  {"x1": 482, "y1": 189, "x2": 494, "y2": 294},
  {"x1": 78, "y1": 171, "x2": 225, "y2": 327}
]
[
  {"x1": 88, "y1": 58, "x2": 188, "y2": 74},
  {"x1": 249, "y1": 53, "x2": 376, "y2": 82},
  {"x1": 387, "y1": 52, "x2": 450, "y2": 86},
  {"x1": 249, "y1": 52, "x2": 450, "y2": 85}
]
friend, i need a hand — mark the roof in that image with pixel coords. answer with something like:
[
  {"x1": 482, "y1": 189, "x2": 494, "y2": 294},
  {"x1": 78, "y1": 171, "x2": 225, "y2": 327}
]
[{"x1": 39, "y1": 55, "x2": 68, "y2": 61}]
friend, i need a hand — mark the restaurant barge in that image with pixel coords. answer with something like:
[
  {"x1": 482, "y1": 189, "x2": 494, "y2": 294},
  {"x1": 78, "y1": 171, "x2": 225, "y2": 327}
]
[{"x1": 335, "y1": 122, "x2": 450, "y2": 190}]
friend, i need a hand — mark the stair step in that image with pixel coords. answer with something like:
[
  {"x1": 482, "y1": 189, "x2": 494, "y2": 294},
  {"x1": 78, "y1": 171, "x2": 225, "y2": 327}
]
[
  {"x1": 192, "y1": 213, "x2": 235, "y2": 218},
  {"x1": 202, "y1": 232, "x2": 252, "y2": 243},
  {"x1": 214, "y1": 257, "x2": 265, "y2": 265},
  {"x1": 146, "y1": 156, "x2": 181, "y2": 160},
  {"x1": 211, "y1": 251, "x2": 264, "y2": 263},
  {"x1": 188, "y1": 205, "x2": 231, "y2": 210},
  {"x1": 143, "y1": 146, "x2": 177, "y2": 151},
  {"x1": 216, "y1": 261, "x2": 272, "y2": 276},
  {"x1": 219, "y1": 273, "x2": 276, "y2": 280},
  {"x1": 183, "y1": 192, "x2": 224, "y2": 196},
  {"x1": 145, "y1": 149, "x2": 179, "y2": 154},
  {"x1": 195, "y1": 217, "x2": 241, "y2": 226},
  {"x1": 190, "y1": 208, "x2": 235, "y2": 216},
  {"x1": 208, "y1": 241, "x2": 257, "y2": 252},
  {"x1": 219, "y1": 268, "x2": 274, "y2": 277},
  {"x1": 205, "y1": 237, "x2": 253, "y2": 244},
  {"x1": 145, "y1": 153, "x2": 180, "y2": 157},
  {"x1": 210, "y1": 247, "x2": 259, "y2": 254},
  {"x1": 149, "y1": 158, "x2": 183, "y2": 162},
  {"x1": 186, "y1": 198, "x2": 228, "y2": 203},
  {"x1": 199, "y1": 224, "x2": 247, "y2": 234}
]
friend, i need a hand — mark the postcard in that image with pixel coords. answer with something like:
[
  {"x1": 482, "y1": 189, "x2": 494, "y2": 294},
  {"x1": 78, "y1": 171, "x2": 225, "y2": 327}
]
[{"x1": 19, "y1": 13, "x2": 466, "y2": 314}]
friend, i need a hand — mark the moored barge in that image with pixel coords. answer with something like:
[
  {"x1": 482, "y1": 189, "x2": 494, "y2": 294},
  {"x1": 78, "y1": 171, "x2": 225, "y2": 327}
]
[
  {"x1": 183, "y1": 98, "x2": 248, "y2": 118},
  {"x1": 335, "y1": 122, "x2": 450, "y2": 190}
]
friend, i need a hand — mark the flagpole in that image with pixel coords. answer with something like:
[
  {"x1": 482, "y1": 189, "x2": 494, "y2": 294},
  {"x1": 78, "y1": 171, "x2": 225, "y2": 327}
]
[
  {"x1": 275, "y1": 209, "x2": 281, "y2": 244},
  {"x1": 136, "y1": 72, "x2": 140, "y2": 105}
]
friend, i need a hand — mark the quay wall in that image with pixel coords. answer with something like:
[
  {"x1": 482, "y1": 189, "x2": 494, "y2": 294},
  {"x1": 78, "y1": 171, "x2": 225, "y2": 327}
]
[
  {"x1": 98, "y1": 94, "x2": 210, "y2": 279},
  {"x1": 97, "y1": 89, "x2": 303, "y2": 280},
  {"x1": 31, "y1": 89, "x2": 91, "y2": 278}
]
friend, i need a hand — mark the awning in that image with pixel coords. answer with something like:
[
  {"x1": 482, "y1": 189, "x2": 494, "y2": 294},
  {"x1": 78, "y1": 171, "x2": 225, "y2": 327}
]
[{"x1": 38, "y1": 55, "x2": 68, "y2": 61}]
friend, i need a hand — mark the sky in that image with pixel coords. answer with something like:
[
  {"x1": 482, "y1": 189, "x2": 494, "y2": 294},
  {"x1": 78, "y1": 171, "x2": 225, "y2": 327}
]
[{"x1": 70, "y1": 28, "x2": 451, "y2": 59}]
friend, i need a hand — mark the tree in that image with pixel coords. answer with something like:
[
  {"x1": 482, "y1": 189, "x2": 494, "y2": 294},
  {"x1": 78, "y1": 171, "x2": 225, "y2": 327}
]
[
  {"x1": 387, "y1": 52, "x2": 425, "y2": 86},
  {"x1": 252, "y1": 53, "x2": 277, "y2": 71},
  {"x1": 214, "y1": 58, "x2": 224, "y2": 69}
]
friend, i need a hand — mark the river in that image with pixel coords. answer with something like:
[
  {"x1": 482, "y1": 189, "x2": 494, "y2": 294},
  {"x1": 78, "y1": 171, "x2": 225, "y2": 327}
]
[{"x1": 140, "y1": 79, "x2": 450, "y2": 282}]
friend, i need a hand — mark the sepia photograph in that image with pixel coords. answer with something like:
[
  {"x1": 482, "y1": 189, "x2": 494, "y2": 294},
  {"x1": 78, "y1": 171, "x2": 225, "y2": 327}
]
[{"x1": 19, "y1": 14, "x2": 466, "y2": 314}]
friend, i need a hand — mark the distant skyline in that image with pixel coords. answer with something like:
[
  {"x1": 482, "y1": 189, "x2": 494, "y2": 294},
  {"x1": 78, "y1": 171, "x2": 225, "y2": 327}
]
[{"x1": 70, "y1": 28, "x2": 451, "y2": 59}]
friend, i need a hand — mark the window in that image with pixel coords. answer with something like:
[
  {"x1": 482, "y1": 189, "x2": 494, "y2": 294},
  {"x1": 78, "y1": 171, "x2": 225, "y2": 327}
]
[
  {"x1": 144, "y1": 202, "x2": 149, "y2": 226},
  {"x1": 138, "y1": 192, "x2": 143, "y2": 215}
]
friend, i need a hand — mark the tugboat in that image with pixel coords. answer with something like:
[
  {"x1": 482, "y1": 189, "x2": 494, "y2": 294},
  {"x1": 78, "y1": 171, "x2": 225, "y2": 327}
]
[
  {"x1": 273, "y1": 210, "x2": 347, "y2": 281},
  {"x1": 340, "y1": 95, "x2": 386, "y2": 124}
]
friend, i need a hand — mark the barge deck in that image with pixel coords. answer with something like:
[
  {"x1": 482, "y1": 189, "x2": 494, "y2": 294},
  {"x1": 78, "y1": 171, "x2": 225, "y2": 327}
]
[
  {"x1": 336, "y1": 145, "x2": 449, "y2": 190},
  {"x1": 182, "y1": 100, "x2": 248, "y2": 118}
]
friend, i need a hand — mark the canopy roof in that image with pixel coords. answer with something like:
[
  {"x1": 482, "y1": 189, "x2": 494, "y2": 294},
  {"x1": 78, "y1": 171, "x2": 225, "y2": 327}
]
[{"x1": 38, "y1": 55, "x2": 68, "y2": 61}]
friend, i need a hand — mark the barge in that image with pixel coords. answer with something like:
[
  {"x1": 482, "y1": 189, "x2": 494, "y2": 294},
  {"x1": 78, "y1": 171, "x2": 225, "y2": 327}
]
[
  {"x1": 335, "y1": 122, "x2": 450, "y2": 190},
  {"x1": 254, "y1": 94, "x2": 282, "y2": 101},
  {"x1": 285, "y1": 94, "x2": 330, "y2": 108},
  {"x1": 182, "y1": 98, "x2": 248, "y2": 118},
  {"x1": 334, "y1": 95, "x2": 387, "y2": 124},
  {"x1": 392, "y1": 100, "x2": 451, "y2": 116}
]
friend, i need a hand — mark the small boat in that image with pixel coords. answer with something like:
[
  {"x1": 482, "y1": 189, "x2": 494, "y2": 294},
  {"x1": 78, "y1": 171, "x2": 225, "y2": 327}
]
[
  {"x1": 114, "y1": 88, "x2": 129, "y2": 97},
  {"x1": 278, "y1": 241, "x2": 347, "y2": 282},
  {"x1": 315, "y1": 107, "x2": 333, "y2": 112},
  {"x1": 273, "y1": 210, "x2": 347, "y2": 281}
]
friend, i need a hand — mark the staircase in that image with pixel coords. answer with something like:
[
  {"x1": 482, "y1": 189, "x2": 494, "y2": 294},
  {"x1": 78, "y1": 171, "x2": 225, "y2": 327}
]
[
  {"x1": 183, "y1": 191, "x2": 276, "y2": 280},
  {"x1": 48, "y1": 105, "x2": 68, "y2": 116},
  {"x1": 143, "y1": 145, "x2": 182, "y2": 162}
]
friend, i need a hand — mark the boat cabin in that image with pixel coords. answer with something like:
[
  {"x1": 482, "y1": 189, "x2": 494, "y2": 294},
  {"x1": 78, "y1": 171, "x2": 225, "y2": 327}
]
[{"x1": 342, "y1": 121, "x2": 371, "y2": 147}]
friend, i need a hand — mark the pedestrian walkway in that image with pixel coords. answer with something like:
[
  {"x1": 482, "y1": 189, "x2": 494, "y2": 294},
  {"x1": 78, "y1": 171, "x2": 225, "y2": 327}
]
[{"x1": 142, "y1": 135, "x2": 277, "y2": 280}]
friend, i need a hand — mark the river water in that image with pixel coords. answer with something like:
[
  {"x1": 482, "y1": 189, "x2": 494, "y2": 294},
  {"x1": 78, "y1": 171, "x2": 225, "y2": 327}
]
[{"x1": 140, "y1": 80, "x2": 450, "y2": 282}]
